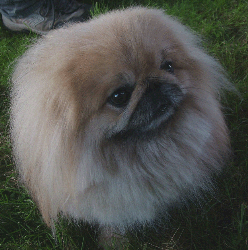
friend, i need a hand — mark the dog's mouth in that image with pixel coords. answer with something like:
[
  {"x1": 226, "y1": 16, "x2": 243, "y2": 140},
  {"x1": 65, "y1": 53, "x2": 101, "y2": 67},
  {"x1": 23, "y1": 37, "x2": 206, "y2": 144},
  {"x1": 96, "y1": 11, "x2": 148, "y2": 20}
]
[{"x1": 113, "y1": 81, "x2": 184, "y2": 140}]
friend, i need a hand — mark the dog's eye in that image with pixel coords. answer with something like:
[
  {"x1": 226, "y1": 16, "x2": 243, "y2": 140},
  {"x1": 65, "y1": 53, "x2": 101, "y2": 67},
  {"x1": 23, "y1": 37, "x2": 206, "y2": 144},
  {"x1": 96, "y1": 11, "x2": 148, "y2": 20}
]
[
  {"x1": 108, "y1": 86, "x2": 133, "y2": 108},
  {"x1": 160, "y1": 60, "x2": 174, "y2": 73}
]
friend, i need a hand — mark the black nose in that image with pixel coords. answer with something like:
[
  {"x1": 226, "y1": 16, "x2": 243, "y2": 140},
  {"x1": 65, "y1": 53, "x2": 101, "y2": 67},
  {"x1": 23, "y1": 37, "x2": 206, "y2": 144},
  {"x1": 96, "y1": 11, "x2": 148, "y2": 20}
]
[
  {"x1": 146, "y1": 78, "x2": 181, "y2": 95},
  {"x1": 146, "y1": 79, "x2": 162, "y2": 91},
  {"x1": 112, "y1": 79, "x2": 184, "y2": 139},
  {"x1": 145, "y1": 79, "x2": 183, "y2": 107},
  {"x1": 123, "y1": 79, "x2": 184, "y2": 131}
]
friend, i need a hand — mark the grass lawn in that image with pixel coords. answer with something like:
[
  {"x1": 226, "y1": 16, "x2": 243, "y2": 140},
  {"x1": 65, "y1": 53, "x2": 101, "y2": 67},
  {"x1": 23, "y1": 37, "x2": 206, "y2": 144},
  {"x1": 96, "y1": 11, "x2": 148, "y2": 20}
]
[{"x1": 0, "y1": 0, "x2": 248, "y2": 249}]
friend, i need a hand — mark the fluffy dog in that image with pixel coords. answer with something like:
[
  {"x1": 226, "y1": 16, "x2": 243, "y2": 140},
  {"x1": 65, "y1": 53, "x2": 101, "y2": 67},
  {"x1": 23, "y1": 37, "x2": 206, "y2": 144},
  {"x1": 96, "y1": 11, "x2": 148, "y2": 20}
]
[{"x1": 11, "y1": 6, "x2": 231, "y2": 246}]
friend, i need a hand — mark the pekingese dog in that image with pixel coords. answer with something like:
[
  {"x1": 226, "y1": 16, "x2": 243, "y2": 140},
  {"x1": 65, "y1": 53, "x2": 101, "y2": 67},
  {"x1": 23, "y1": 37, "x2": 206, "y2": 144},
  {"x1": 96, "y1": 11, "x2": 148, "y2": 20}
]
[{"x1": 11, "y1": 7, "x2": 231, "y2": 247}]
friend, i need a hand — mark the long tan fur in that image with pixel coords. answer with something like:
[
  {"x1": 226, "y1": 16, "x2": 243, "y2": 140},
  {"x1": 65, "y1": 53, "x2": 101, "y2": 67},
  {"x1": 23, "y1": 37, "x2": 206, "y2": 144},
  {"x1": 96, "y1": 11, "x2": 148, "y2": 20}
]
[{"x1": 11, "y1": 7, "x2": 231, "y2": 230}]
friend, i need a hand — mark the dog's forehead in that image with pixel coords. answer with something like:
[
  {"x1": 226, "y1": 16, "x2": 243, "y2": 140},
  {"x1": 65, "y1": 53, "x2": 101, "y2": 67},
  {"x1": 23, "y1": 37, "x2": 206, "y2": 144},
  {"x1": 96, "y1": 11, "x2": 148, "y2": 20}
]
[
  {"x1": 80, "y1": 28, "x2": 175, "y2": 78},
  {"x1": 78, "y1": 11, "x2": 180, "y2": 56},
  {"x1": 54, "y1": 9, "x2": 188, "y2": 95}
]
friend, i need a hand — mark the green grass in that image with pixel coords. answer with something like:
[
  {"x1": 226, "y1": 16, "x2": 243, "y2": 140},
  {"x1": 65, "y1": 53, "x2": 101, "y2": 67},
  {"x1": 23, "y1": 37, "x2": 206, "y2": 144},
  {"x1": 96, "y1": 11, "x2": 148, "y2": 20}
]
[{"x1": 1, "y1": 0, "x2": 248, "y2": 249}]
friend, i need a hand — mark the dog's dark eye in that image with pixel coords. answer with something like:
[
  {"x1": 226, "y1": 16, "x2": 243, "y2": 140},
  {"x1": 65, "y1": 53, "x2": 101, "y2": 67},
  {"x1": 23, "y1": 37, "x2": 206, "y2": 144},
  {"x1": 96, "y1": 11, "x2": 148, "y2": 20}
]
[
  {"x1": 160, "y1": 60, "x2": 174, "y2": 73},
  {"x1": 108, "y1": 86, "x2": 133, "y2": 108}
]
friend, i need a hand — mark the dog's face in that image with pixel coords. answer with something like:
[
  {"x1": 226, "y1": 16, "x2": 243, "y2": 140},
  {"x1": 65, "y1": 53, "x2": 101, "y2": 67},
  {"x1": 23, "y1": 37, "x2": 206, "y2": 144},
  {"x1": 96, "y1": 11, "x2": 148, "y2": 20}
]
[
  {"x1": 45, "y1": 9, "x2": 205, "y2": 145},
  {"x1": 79, "y1": 36, "x2": 185, "y2": 141},
  {"x1": 11, "y1": 7, "x2": 231, "y2": 227}
]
